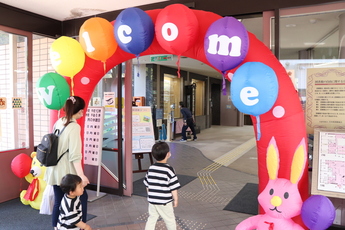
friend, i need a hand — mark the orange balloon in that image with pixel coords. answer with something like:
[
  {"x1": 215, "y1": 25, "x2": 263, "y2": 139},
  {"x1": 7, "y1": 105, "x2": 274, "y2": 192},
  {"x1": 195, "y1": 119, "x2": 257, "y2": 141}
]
[{"x1": 79, "y1": 17, "x2": 118, "y2": 62}]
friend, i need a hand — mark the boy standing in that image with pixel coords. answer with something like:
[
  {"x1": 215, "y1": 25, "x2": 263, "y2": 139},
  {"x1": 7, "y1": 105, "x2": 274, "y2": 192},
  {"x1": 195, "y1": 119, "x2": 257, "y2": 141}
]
[
  {"x1": 144, "y1": 142, "x2": 181, "y2": 230},
  {"x1": 57, "y1": 174, "x2": 92, "y2": 230}
]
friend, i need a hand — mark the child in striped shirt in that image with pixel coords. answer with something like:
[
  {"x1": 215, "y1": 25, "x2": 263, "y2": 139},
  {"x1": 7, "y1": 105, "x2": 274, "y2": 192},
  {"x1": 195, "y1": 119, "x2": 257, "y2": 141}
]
[
  {"x1": 57, "y1": 174, "x2": 91, "y2": 230},
  {"x1": 144, "y1": 142, "x2": 181, "y2": 230}
]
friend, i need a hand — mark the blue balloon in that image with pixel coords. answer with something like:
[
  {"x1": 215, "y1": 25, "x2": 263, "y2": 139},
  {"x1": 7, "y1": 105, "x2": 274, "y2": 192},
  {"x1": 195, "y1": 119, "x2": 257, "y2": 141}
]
[
  {"x1": 231, "y1": 62, "x2": 278, "y2": 116},
  {"x1": 114, "y1": 8, "x2": 154, "y2": 56}
]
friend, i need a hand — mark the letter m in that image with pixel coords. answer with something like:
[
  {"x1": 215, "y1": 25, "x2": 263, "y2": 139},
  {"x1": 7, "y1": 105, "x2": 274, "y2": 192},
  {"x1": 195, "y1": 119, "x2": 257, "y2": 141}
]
[{"x1": 207, "y1": 34, "x2": 242, "y2": 57}]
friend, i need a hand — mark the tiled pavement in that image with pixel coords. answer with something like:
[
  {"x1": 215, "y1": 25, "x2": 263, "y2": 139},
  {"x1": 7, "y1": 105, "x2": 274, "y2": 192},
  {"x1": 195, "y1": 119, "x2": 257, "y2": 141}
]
[{"x1": 87, "y1": 125, "x2": 258, "y2": 230}]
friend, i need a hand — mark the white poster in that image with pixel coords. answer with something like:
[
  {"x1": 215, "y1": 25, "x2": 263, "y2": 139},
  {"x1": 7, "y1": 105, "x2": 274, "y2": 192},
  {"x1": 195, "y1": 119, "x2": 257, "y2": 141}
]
[
  {"x1": 103, "y1": 92, "x2": 115, "y2": 112},
  {"x1": 83, "y1": 107, "x2": 104, "y2": 166}
]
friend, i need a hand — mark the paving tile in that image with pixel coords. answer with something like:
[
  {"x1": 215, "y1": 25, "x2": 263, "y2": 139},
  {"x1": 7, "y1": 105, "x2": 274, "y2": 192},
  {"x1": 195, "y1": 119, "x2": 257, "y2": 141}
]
[{"x1": 93, "y1": 126, "x2": 260, "y2": 230}]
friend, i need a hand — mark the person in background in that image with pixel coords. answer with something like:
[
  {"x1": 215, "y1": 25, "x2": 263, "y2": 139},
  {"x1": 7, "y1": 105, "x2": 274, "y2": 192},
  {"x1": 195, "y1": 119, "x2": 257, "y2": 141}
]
[
  {"x1": 179, "y1": 101, "x2": 197, "y2": 142},
  {"x1": 144, "y1": 142, "x2": 181, "y2": 230},
  {"x1": 57, "y1": 174, "x2": 92, "y2": 230},
  {"x1": 44, "y1": 96, "x2": 90, "y2": 230}
]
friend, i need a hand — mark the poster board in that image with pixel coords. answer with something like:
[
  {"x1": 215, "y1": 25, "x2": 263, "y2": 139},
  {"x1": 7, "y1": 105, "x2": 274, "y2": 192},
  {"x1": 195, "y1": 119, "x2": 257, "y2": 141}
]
[
  {"x1": 306, "y1": 67, "x2": 345, "y2": 134},
  {"x1": 132, "y1": 106, "x2": 155, "y2": 153},
  {"x1": 311, "y1": 129, "x2": 345, "y2": 199},
  {"x1": 83, "y1": 107, "x2": 104, "y2": 166}
]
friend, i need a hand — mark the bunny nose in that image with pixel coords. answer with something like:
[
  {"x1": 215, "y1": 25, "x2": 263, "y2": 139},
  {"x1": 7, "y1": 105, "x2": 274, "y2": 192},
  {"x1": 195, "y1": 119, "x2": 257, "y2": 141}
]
[{"x1": 271, "y1": 196, "x2": 282, "y2": 207}]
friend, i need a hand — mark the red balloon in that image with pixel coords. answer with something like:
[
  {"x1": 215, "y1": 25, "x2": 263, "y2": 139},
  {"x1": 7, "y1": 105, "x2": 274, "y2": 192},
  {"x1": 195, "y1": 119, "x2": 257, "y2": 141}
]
[
  {"x1": 11, "y1": 153, "x2": 32, "y2": 178},
  {"x1": 155, "y1": 4, "x2": 199, "y2": 55}
]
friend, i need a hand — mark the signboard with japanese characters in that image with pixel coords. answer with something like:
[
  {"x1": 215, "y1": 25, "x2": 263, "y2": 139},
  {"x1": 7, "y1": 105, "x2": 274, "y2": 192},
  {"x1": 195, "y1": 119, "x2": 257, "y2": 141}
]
[
  {"x1": 84, "y1": 107, "x2": 104, "y2": 166},
  {"x1": 311, "y1": 129, "x2": 345, "y2": 199},
  {"x1": 306, "y1": 67, "x2": 345, "y2": 134}
]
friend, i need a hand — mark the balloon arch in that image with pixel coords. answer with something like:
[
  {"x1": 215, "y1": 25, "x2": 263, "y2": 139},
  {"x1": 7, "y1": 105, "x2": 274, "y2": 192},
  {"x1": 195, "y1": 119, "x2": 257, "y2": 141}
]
[{"x1": 37, "y1": 3, "x2": 311, "y2": 227}]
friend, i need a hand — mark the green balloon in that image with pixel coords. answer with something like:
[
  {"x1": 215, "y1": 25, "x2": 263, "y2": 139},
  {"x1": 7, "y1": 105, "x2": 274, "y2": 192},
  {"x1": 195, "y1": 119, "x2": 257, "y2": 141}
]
[{"x1": 36, "y1": 72, "x2": 70, "y2": 110}]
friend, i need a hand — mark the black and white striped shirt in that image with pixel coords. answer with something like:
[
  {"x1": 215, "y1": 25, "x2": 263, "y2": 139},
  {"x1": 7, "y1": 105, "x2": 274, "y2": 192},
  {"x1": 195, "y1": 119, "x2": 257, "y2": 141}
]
[
  {"x1": 57, "y1": 194, "x2": 82, "y2": 230},
  {"x1": 143, "y1": 163, "x2": 181, "y2": 205}
]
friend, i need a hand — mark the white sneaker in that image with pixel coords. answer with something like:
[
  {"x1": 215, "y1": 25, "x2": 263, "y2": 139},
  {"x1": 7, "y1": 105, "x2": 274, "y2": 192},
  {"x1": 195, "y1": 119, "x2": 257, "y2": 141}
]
[{"x1": 179, "y1": 139, "x2": 187, "y2": 142}]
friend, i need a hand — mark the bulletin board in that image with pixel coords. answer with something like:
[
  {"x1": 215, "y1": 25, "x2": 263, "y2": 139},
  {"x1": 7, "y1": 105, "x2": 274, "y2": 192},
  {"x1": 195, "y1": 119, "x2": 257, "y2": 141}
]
[
  {"x1": 311, "y1": 129, "x2": 345, "y2": 199},
  {"x1": 132, "y1": 106, "x2": 155, "y2": 153}
]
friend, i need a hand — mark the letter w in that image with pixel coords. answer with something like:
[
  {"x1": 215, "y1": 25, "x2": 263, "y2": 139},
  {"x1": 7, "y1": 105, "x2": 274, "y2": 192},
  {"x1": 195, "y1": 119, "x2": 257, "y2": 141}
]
[
  {"x1": 207, "y1": 34, "x2": 242, "y2": 57},
  {"x1": 37, "y1": 85, "x2": 55, "y2": 105}
]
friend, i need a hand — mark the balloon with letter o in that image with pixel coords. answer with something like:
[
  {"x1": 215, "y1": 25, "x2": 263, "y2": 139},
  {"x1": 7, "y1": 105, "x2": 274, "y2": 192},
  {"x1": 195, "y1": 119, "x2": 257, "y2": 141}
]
[
  {"x1": 155, "y1": 4, "x2": 198, "y2": 55},
  {"x1": 36, "y1": 72, "x2": 70, "y2": 110},
  {"x1": 204, "y1": 17, "x2": 249, "y2": 72},
  {"x1": 50, "y1": 36, "x2": 85, "y2": 78},
  {"x1": 114, "y1": 7, "x2": 154, "y2": 56},
  {"x1": 79, "y1": 17, "x2": 118, "y2": 62},
  {"x1": 231, "y1": 62, "x2": 278, "y2": 116}
]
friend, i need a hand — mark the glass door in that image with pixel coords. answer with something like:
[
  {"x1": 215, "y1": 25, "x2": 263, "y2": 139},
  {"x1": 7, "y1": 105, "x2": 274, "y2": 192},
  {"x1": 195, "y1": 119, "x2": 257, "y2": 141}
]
[{"x1": 0, "y1": 27, "x2": 32, "y2": 153}]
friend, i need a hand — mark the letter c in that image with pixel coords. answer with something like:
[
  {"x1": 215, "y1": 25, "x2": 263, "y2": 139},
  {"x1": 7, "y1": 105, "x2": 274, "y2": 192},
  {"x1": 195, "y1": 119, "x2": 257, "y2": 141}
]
[{"x1": 117, "y1": 25, "x2": 132, "y2": 44}]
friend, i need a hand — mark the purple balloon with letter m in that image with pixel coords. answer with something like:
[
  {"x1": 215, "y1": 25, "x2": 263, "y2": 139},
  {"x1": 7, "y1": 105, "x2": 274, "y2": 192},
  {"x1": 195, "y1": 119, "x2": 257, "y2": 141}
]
[{"x1": 204, "y1": 16, "x2": 249, "y2": 73}]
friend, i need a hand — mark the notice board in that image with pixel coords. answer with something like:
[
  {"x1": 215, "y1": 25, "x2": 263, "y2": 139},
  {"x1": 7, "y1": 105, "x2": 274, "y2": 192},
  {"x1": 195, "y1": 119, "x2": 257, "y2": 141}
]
[
  {"x1": 132, "y1": 106, "x2": 155, "y2": 153},
  {"x1": 306, "y1": 67, "x2": 345, "y2": 134},
  {"x1": 311, "y1": 129, "x2": 345, "y2": 199}
]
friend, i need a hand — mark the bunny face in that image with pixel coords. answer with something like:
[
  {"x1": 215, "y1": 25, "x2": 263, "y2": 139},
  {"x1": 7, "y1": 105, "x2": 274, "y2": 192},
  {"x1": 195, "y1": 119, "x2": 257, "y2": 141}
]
[
  {"x1": 235, "y1": 136, "x2": 307, "y2": 230},
  {"x1": 258, "y1": 178, "x2": 303, "y2": 219},
  {"x1": 259, "y1": 136, "x2": 306, "y2": 219}
]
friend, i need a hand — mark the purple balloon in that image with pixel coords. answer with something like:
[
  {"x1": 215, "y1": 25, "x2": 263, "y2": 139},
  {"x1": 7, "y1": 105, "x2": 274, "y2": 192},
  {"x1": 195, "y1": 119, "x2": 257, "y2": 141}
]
[
  {"x1": 204, "y1": 16, "x2": 249, "y2": 72},
  {"x1": 301, "y1": 195, "x2": 335, "y2": 230}
]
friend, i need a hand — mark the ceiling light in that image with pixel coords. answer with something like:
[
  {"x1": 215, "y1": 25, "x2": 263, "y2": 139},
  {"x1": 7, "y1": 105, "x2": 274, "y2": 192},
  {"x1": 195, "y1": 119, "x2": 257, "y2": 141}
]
[{"x1": 285, "y1": 24, "x2": 296, "y2": 28}]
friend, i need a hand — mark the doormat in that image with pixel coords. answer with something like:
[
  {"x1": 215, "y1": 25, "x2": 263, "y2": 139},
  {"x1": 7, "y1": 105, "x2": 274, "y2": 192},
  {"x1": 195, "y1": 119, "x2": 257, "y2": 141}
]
[
  {"x1": 0, "y1": 198, "x2": 96, "y2": 230},
  {"x1": 223, "y1": 183, "x2": 258, "y2": 215}
]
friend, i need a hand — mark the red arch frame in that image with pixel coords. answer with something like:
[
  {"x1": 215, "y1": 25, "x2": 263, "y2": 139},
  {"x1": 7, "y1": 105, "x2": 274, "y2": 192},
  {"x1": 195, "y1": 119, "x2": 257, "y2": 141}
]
[{"x1": 55, "y1": 8, "x2": 308, "y2": 220}]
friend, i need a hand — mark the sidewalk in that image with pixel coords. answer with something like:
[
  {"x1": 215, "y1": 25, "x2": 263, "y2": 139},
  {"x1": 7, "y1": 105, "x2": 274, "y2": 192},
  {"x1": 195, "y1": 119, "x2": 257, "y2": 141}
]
[{"x1": 88, "y1": 125, "x2": 258, "y2": 230}]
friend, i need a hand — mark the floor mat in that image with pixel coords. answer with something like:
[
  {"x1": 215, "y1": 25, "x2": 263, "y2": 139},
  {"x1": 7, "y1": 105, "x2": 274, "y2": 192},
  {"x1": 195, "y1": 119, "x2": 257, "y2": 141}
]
[
  {"x1": 223, "y1": 183, "x2": 258, "y2": 215},
  {"x1": 133, "y1": 174, "x2": 197, "y2": 197},
  {"x1": 0, "y1": 198, "x2": 96, "y2": 230}
]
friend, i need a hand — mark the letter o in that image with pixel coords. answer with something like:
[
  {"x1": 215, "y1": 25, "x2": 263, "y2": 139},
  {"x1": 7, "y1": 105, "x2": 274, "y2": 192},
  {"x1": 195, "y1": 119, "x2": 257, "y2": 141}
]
[{"x1": 161, "y1": 22, "x2": 178, "y2": 41}]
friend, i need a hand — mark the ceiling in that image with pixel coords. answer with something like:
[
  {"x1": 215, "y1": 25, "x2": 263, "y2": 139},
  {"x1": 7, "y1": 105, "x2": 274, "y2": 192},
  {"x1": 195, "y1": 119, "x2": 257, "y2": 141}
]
[
  {"x1": 0, "y1": 0, "x2": 170, "y2": 21},
  {"x1": 1, "y1": 1, "x2": 343, "y2": 79}
]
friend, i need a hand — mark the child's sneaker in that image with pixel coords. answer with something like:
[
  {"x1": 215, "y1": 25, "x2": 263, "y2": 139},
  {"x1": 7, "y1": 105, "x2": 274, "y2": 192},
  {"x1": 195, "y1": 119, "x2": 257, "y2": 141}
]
[{"x1": 179, "y1": 139, "x2": 187, "y2": 142}]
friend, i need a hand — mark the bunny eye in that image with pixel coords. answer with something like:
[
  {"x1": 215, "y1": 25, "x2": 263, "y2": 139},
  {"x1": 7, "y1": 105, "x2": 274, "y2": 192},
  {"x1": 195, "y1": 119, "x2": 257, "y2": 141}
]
[
  {"x1": 269, "y1": 188, "x2": 274, "y2": 195},
  {"x1": 284, "y1": 192, "x2": 289, "y2": 199}
]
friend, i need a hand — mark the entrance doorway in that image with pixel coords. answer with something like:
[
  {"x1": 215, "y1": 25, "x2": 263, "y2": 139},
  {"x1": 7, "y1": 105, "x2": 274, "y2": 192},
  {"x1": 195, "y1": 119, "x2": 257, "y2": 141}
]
[{"x1": 211, "y1": 83, "x2": 221, "y2": 125}]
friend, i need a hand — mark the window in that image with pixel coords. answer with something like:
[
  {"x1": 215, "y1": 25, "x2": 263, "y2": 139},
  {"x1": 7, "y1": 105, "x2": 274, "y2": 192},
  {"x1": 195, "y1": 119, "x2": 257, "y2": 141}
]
[
  {"x1": 163, "y1": 74, "x2": 181, "y2": 119},
  {"x1": 191, "y1": 79, "x2": 205, "y2": 116},
  {"x1": 0, "y1": 31, "x2": 29, "y2": 151},
  {"x1": 32, "y1": 34, "x2": 55, "y2": 145}
]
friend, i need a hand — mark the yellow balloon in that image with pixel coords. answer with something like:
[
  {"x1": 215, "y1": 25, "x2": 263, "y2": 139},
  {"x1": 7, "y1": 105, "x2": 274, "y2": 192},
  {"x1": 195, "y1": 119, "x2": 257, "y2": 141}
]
[{"x1": 50, "y1": 36, "x2": 85, "y2": 77}]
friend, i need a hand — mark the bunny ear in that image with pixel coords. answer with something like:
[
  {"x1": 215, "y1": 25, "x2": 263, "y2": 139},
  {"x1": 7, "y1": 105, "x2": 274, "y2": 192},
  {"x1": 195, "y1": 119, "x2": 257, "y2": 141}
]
[
  {"x1": 267, "y1": 137, "x2": 279, "y2": 180},
  {"x1": 290, "y1": 138, "x2": 307, "y2": 184}
]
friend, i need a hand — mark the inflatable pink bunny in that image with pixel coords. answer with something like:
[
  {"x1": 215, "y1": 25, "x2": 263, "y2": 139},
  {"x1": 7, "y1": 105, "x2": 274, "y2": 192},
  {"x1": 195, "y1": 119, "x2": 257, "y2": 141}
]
[{"x1": 236, "y1": 137, "x2": 307, "y2": 230}]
